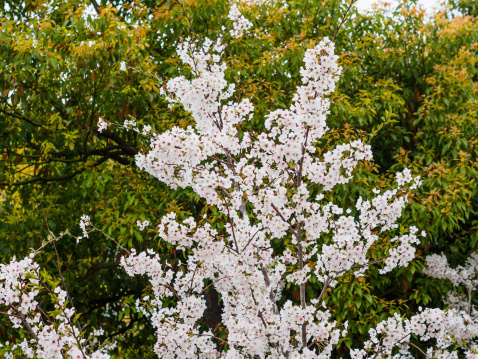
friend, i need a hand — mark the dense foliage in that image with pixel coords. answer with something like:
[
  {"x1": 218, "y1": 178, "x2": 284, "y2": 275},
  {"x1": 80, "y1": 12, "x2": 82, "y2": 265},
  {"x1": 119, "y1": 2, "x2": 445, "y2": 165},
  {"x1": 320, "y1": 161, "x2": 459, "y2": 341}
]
[{"x1": 0, "y1": 0, "x2": 477, "y2": 357}]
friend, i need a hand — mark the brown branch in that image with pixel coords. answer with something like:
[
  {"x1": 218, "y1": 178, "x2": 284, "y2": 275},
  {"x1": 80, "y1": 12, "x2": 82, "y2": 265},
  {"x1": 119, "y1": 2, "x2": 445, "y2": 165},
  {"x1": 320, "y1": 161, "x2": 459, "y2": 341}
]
[
  {"x1": 105, "y1": 317, "x2": 138, "y2": 339},
  {"x1": 94, "y1": 129, "x2": 138, "y2": 157},
  {"x1": 315, "y1": 276, "x2": 330, "y2": 308},
  {"x1": 208, "y1": 155, "x2": 235, "y2": 167},
  {"x1": 0, "y1": 108, "x2": 45, "y2": 126},
  {"x1": 296, "y1": 126, "x2": 310, "y2": 188},
  {"x1": 173, "y1": 0, "x2": 202, "y2": 45},
  {"x1": 409, "y1": 342, "x2": 429, "y2": 357},
  {"x1": 295, "y1": 126, "x2": 311, "y2": 349},
  {"x1": 240, "y1": 228, "x2": 261, "y2": 254},
  {"x1": 271, "y1": 203, "x2": 298, "y2": 237},
  {"x1": 87, "y1": 222, "x2": 131, "y2": 255},
  {"x1": 81, "y1": 261, "x2": 120, "y2": 281},
  {"x1": 200, "y1": 276, "x2": 232, "y2": 295},
  {"x1": 333, "y1": 0, "x2": 358, "y2": 41},
  {"x1": 0, "y1": 150, "x2": 127, "y2": 186},
  {"x1": 82, "y1": 291, "x2": 137, "y2": 315},
  {"x1": 90, "y1": 0, "x2": 100, "y2": 14},
  {"x1": 9, "y1": 306, "x2": 40, "y2": 342}
]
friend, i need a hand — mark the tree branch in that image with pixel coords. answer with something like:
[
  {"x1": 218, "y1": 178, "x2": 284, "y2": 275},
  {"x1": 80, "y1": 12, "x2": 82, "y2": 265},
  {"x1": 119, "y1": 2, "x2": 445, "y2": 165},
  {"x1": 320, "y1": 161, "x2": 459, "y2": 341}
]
[
  {"x1": 90, "y1": 0, "x2": 100, "y2": 14},
  {"x1": 0, "y1": 108, "x2": 45, "y2": 126},
  {"x1": 94, "y1": 129, "x2": 138, "y2": 157},
  {"x1": 80, "y1": 261, "x2": 120, "y2": 282},
  {"x1": 271, "y1": 203, "x2": 298, "y2": 237},
  {"x1": 105, "y1": 317, "x2": 138, "y2": 339},
  {"x1": 333, "y1": 0, "x2": 358, "y2": 41},
  {"x1": 0, "y1": 150, "x2": 127, "y2": 186}
]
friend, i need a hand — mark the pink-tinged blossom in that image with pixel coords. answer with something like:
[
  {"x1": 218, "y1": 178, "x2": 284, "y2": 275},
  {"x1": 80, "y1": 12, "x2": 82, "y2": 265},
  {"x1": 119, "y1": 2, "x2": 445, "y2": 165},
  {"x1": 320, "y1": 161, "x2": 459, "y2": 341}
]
[
  {"x1": 79, "y1": 214, "x2": 90, "y2": 240},
  {"x1": 137, "y1": 220, "x2": 150, "y2": 231},
  {"x1": 228, "y1": 4, "x2": 252, "y2": 38},
  {"x1": 0, "y1": 254, "x2": 109, "y2": 359},
  {"x1": 425, "y1": 252, "x2": 478, "y2": 292},
  {"x1": 352, "y1": 252, "x2": 478, "y2": 357},
  {"x1": 350, "y1": 308, "x2": 478, "y2": 358},
  {"x1": 2, "y1": 4, "x2": 439, "y2": 357}
]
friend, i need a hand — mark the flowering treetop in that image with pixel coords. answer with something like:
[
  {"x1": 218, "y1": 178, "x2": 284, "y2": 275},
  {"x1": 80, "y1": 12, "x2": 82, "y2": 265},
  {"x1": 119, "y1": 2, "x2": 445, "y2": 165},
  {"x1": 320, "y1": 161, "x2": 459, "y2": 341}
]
[{"x1": 123, "y1": 3, "x2": 425, "y2": 357}]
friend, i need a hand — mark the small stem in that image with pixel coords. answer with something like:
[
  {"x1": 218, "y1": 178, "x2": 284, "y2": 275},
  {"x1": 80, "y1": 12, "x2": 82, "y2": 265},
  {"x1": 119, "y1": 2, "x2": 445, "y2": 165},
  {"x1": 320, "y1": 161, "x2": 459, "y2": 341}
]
[
  {"x1": 333, "y1": 0, "x2": 358, "y2": 41},
  {"x1": 200, "y1": 276, "x2": 232, "y2": 294},
  {"x1": 9, "y1": 306, "x2": 40, "y2": 343},
  {"x1": 52, "y1": 240, "x2": 75, "y2": 308},
  {"x1": 88, "y1": 222, "x2": 131, "y2": 255},
  {"x1": 467, "y1": 286, "x2": 472, "y2": 316},
  {"x1": 240, "y1": 228, "x2": 261, "y2": 254},
  {"x1": 296, "y1": 223, "x2": 307, "y2": 349},
  {"x1": 174, "y1": 0, "x2": 206, "y2": 58},
  {"x1": 259, "y1": 262, "x2": 278, "y2": 314},
  {"x1": 296, "y1": 126, "x2": 310, "y2": 189},
  {"x1": 271, "y1": 203, "x2": 298, "y2": 237},
  {"x1": 315, "y1": 276, "x2": 330, "y2": 307},
  {"x1": 187, "y1": 262, "x2": 200, "y2": 295},
  {"x1": 409, "y1": 342, "x2": 429, "y2": 358},
  {"x1": 296, "y1": 126, "x2": 310, "y2": 349}
]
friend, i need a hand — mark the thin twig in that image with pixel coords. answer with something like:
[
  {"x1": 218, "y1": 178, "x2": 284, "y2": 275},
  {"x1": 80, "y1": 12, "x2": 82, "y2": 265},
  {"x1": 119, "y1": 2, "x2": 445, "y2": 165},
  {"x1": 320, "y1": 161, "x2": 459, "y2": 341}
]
[
  {"x1": 315, "y1": 276, "x2": 330, "y2": 308},
  {"x1": 271, "y1": 203, "x2": 297, "y2": 237},
  {"x1": 409, "y1": 342, "x2": 429, "y2": 357},
  {"x1": 200, "y1": 276, "x2": 232, "y2": 295},
  {"x1": 240, "y1": 228, "x2": 261, "y2": 254},
  {"x1": 333, "y1": 0, "x2": 358, "y2": 41},
  {"x1": 9, "y1": 306, "x2": 40, "y2": 342},
  {"x1": 174, "y1": 0, "x2": 202, "y2": 45},
  {"x1": 88, "y1": 222, "x2": 131, "y2": 255}
]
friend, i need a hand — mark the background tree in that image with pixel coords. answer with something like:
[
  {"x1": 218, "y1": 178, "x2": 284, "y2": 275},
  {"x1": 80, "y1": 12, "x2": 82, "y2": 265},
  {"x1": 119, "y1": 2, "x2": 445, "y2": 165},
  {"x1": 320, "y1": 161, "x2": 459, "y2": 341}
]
[{"x1": 0, "y1": 0, "x2": 477, "y2": 356}]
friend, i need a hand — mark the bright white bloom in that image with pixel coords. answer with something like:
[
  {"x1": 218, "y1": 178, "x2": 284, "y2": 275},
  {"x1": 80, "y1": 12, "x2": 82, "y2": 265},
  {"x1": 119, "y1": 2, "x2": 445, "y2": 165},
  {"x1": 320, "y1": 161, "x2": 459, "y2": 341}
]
[
  {"x1": 97, "y1": 117, "x2": 108, "y2": 133},
  {"x1": 137, "y1": 220, "x2": 150, "y2": 231},
  {"x1": 2, "y1": 3, "x2": 444, "y2": 357},
  {"x1": 425, "y1": 252, "x2": 478, "y2": 293},
  {"x1": 79, "y1": 214, "x2": 90, "y2": 238},
  {"x1": 350, "y1": 307, "x2": 478, "y2": 358}
]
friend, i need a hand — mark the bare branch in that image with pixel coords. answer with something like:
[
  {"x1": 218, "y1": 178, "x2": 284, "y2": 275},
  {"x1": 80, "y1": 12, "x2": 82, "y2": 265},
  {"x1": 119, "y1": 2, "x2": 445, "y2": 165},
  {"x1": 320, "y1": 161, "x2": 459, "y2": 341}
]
[{"x1": 333, "y1": 0, "x2": 358, "y2": 41}]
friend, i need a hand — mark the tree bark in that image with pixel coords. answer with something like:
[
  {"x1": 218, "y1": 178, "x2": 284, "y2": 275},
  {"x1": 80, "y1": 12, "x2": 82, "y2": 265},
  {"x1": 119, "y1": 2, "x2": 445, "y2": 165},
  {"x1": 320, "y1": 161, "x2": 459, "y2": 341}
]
[{"x1": 203, "y1": 287, "x2": 222, "y2": 332}]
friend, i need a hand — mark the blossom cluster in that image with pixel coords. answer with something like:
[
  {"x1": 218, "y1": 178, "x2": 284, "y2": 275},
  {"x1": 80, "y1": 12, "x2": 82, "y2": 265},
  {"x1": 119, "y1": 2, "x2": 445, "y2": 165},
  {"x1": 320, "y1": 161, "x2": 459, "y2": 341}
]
[
  {"x1": 97, "y1": 117, "x2": 108, "y2": 133},
  {"x1": 0, "y1": 253, "x2": 109, "y2": 359},
  {"x1": 137, "y1": 220, "x2": 150, "y2": 231},
  {"x1": 350, "y1": 307, "x2": 478, "y2": 358},
  {"x1": 78, "y1": 214, "x2": 90, "y2": 240},
  {"x1": 350, "y1": 251, "x2": 478, "y2": 357},
  {"x1": 228, "y1": 4, "x2": 253, "y2": 38},
  {"x1": 425, "y1": 252, "x2": 478, "y2": 293}
]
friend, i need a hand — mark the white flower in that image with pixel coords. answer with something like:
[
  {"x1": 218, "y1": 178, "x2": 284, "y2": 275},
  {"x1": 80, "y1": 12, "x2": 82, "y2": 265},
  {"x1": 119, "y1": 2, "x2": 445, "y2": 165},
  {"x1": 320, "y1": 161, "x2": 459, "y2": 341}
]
[
  {"x1": 97, "y1": 117, "x2": 108, "y2": 133},
  {"x1": 136, "y1": 220, "x2": 150, "y2": 231}
]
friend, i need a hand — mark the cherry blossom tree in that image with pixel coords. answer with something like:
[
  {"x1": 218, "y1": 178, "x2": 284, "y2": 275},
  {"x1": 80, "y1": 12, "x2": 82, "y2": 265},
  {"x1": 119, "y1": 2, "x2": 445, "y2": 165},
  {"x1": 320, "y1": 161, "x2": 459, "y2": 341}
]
[{"x1": 98, "y1": 3, "x2": 424, "y2": 357}]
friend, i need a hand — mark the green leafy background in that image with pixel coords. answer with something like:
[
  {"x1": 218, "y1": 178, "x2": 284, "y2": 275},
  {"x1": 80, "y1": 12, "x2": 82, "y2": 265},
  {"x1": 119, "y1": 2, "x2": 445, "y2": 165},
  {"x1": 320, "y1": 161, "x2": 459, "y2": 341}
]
[{"x1": 0, "y1": 0, "x2": 477, "y2": 356}]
